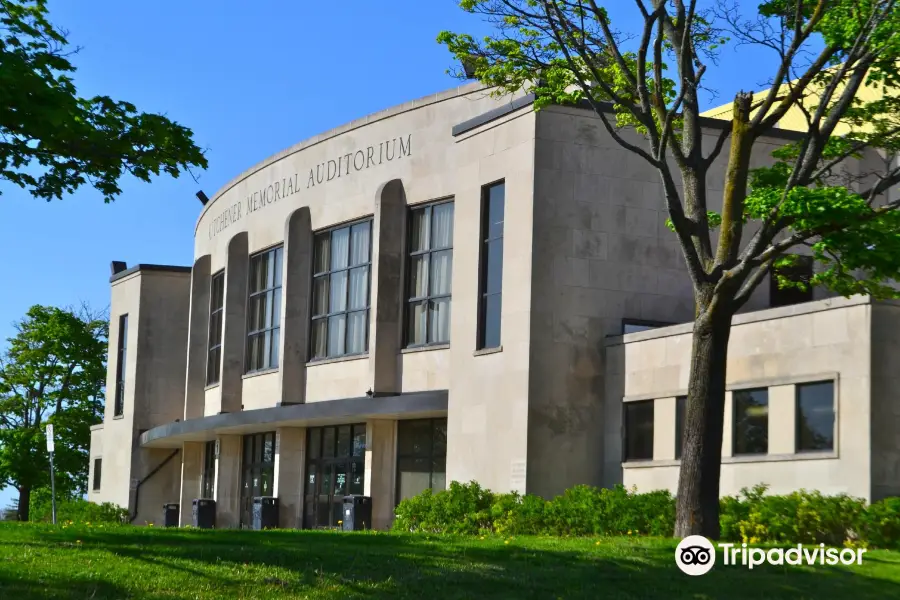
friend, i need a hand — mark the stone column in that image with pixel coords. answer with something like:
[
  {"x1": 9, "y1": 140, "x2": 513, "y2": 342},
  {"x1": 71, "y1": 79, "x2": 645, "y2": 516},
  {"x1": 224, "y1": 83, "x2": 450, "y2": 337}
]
[
  {"x1": 221, "y1": 233, "x2": 248, "y2": 414},
  {"x1": 653, "y1": 398, "x2": 677, "y2": 461},
  {"x1": 184, "y1": 256, "x2": 211, "y2": 420},
  {"x1": 214, "y1": 435, "x2": 242, "y2": 528},
  {"x1": 179, "y1": 442, "x2": 203, "y2": 526},
  {"x1": 369, "y1": 179, "x2": 406, "y2": 395},
  {"x1": 364, "y1": 419, "x2": 396, "y2": 530},
  {"x1": 279, "y1": 208, "x2": 313, "y2": 406},
  {"x1": 274, "y1": 427, "x2": 306, "y2": 528}
]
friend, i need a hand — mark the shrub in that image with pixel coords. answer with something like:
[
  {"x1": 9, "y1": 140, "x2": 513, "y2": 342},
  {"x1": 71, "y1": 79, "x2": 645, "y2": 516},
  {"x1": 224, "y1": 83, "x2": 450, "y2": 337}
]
[
  {"x1": 30, "y1": 495, "x2": 128, "y2": 525},
  {"x1": 719, "y1": 484, "x2": 866, "y2": 546},
  {"x1": 394, "y1": 481, "x2": 900, "y2": 547},
  {"x1": 859, "y1": 496, "x2": 900, "y2": 549}
]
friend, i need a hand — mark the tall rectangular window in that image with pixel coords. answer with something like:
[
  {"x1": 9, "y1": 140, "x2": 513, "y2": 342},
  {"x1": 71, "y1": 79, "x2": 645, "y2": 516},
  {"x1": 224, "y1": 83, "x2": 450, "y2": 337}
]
[
  {"x1": 206, "y1": 271, "x2": 225, "y2": 385},
  {"x1": 396, "y1": 418, "x2": 447, "y2": 504},
  {"x1": 477, "y1": 181, "x2": 504, "y2": 350},
  {"x1": 92, "y1": 458, "x2": 102, "y2": 491},
  {"x1": 796, "y1": 381, "x2": 835, "y2": 452},
  {"x1": 675, "y1": 396, "x2": 686, "y2": 459},
  {"x1": 624, "y1": 400, "x2": 654, "y2": 461},
  {"x1": 246, "y1": 246, "x2": 283, "y2": 372},
  {"x1": 406, "y1": 201, "x2": 454, "y2": 346},
  {"x1": 113, "y1": 314, "x2": 128, "y2": 416},
  {"x1": 310, "y1": 220, "x2": 372, "y2": 360},
  {"x1": 770, "y1": 254, "x2": 813, "y2": 307},
  {"x1": 201, "y1": 440, "x2": 216, "y2": 499},
  {"x1": 733, "y1": 388, "x2": 769, "y2": 455}
]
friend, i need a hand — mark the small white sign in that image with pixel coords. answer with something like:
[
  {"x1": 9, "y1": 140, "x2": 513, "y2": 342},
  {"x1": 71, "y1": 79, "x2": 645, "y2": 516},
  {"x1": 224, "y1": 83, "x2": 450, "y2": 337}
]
[{"x1": 45, "y1": 424, "x2": 54, "y2": 453}]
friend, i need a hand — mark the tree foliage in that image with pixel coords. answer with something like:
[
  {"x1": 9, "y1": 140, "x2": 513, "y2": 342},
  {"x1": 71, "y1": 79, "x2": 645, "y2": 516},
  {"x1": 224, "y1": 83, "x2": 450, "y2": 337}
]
[
  {"x1": 439, "y1": 0, "x2": 900, "y2": 538},
  {"x1": 0, "y1": 305, "x2": 107, "y2": 520},
  {"x1": 0, "y1": 0, "x2": 207, "y2": 202}
]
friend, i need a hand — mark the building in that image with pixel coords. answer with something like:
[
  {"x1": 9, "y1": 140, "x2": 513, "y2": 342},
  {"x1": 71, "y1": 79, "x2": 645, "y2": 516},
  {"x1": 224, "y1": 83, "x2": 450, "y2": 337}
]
[{"x1": 87, "y1": 81, "x2": 900, "y2": 528}]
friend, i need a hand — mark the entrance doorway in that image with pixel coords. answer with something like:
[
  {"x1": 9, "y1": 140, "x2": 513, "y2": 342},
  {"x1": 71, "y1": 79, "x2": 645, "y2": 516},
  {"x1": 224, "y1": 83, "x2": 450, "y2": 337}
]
[
  {"x1": 303, "y1": 424, "x2": 365, "y2": 529},
  {"x1": 240, "y1": 432, "x2": 275, "y2": 528}
]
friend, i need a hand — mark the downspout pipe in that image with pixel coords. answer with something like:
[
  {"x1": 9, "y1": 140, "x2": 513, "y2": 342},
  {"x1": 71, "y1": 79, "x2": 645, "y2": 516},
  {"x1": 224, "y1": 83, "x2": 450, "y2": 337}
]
[{"x1": 129, "y1": 449, "x2": 181, "y2": 524}]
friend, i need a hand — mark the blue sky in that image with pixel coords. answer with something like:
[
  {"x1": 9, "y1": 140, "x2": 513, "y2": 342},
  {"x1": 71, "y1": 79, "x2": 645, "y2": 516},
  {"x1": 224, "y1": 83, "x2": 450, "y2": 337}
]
[{"x1": 0, "y1": 1, "x2": 776, "y2": 508}]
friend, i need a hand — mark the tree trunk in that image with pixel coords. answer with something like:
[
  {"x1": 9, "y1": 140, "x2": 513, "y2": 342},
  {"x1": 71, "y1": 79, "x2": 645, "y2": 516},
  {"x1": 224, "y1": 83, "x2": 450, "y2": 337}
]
[
  {"x1": 16, "y1": 486, "x2": 30, "y2": 522},
  {"x1": 674, "y1": 307, "x2": 732, "y2": 538}
]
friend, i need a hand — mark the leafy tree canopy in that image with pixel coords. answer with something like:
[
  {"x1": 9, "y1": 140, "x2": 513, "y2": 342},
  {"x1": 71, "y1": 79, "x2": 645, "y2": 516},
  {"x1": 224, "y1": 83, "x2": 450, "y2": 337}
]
[
  {"x1": 0, "y1": 0, "x2": 207, "y2": 202},
  {"x1": 0, "y1": 304, "x2": 107, "y2": 521}
]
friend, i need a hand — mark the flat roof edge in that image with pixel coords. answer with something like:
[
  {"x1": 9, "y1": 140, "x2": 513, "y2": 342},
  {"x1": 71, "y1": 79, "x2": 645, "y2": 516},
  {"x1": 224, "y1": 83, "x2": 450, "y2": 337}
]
[{"x1": 110, "y1": 264, "x2": 192, "y2": 283}]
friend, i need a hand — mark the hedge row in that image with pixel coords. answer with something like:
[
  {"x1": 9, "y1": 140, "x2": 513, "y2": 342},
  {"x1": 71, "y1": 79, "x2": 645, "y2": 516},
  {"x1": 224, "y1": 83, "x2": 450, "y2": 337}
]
[{"x1": 392, "y1": 481, "x2": 900, "y2": 548}]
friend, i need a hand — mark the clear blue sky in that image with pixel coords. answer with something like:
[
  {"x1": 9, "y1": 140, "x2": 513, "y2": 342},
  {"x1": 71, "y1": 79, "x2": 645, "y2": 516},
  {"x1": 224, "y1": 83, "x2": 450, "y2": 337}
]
[{"x1": 0, "y1": 1, "x2": 776, "y2": 508}]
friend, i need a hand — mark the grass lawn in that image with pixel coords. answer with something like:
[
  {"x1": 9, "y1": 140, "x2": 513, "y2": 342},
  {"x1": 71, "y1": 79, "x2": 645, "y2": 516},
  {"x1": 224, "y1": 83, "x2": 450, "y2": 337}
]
[{"x1": 1, "y1": 523, "x2": 899, "y2": 599}]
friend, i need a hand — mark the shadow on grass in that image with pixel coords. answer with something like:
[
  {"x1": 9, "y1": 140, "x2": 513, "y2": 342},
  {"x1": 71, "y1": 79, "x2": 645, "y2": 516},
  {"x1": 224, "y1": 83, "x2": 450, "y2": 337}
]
[{"x1": 2, "y1": 525, "x2": 899, "y2": 599}]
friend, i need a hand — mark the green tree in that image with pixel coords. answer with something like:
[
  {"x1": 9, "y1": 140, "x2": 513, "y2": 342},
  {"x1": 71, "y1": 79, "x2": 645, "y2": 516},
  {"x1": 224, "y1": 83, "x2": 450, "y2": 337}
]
[
  {"x1": 0, "y1": 305, "x2": 107, "y2": 521},
  {"x1": 439, "y1": 0, "x2": 900, "y2": 538},
  {"x1": 0, "y1": 0, "x2": 207, "y2": 202}
]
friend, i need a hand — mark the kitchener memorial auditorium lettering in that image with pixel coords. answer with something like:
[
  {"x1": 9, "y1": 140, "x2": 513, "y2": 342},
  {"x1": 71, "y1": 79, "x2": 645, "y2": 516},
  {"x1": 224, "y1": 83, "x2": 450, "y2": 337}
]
[{"x1": 208, "y1": 134, "x2": 412, "y2": 239}]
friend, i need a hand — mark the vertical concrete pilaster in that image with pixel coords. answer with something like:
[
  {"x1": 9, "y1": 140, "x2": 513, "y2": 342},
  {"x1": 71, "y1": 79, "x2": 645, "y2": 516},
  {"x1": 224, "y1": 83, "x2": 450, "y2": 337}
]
[
  {"x1": 768, "y1": 385, "x2": 796, "y2": 455},
  {"x1": 280, "y1": 209, "x2": 312, "y2": 405},
  {"x1": 184, "y1": 256, "x2": 211, "y2": 420},
  {"x1": 179, "y1": 442, "x2": 203, "y2": 526},
  {"x1": 214, "y1": 435, "x2": 242, "y2": 528},
  {"x1": 369, "y1": 180, "x2": 406, "y2": 395},
  {"x1": 364, "y1": 419, "x2": 397, "y2": 530},
  {"x1": 274, "y1": 427, "x2": 306, "y2": 528},
  {"x1": 654, "y1": 397, "x2": 677, "y2": 461},
  {"x1": 221, "y1": 233, "x2": 248, "y2": 414}
]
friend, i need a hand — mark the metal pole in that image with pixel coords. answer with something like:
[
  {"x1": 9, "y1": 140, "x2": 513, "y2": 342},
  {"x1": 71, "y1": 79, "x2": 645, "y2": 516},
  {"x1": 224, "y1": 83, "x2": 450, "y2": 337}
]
[{"x1": 49, "y1": 451, "x2": 57, "y2": 525}]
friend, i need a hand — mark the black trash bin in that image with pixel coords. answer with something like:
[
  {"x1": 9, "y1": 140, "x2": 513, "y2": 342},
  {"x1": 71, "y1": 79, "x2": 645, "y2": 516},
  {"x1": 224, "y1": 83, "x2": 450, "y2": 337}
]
[
  {"x1": 192, "y1": 498, "x2": 216, "y2": 529},
  {"x1": 163, "y1": 503, "x2": 179, "y2": 527},
  {"x1": 252, "y1": 496, "x2": 279, "y2": 530},
  {"x1": 342, "y1": 495, "x2": 372, "y2": 531}
]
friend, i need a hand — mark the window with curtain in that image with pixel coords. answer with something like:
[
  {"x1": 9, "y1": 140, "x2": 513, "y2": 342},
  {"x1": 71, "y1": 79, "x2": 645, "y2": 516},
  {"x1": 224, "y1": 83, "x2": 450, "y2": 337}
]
[
  {"x1": 407, "y1": 200, "x2": 454, "y2": 346},
  {"x1": 395, "y1": 418, "x2": 447, "y2": 504},
  {"x1": 310, "y1": 219, "x2": 372, "y2": 360},
  {"x1": 206, "y1": 271, "x2": 225, "y2": 385},
  {"x1": 478, "y1": 181, "x2": 504, "y2": 350},
  {"x1": 114, "y1": 314, "x2": 128, "y2": 416},
  {"x1": 246, "y1": 246, "x2": 283, "y2": 372}
]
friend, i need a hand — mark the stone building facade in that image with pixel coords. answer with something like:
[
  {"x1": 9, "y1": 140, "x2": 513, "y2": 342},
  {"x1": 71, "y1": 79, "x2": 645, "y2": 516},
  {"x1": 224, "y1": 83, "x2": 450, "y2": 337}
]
[{"x1": 87, "y1": 82, "x2": 900, "y2": 527}]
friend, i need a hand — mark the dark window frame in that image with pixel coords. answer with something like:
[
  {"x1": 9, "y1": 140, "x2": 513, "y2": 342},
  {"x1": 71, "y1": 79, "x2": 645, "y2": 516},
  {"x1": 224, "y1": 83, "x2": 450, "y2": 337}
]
[
  {"x1": 795, "y1": 381, "x2": 836, "y2": 453},
  {"x1": 309, "y1": 218, "x2": 374, "y2": 361},
  {"x1": 92, "y1": 458, "x2": 102, "y2": 491},
  {"x1": 201, "y1": 440, "x2": 216, "y2": 499},
  {"x1": 732, "y1": 387, "x2": 770, "y2": 456},
  {"x1": 675, "y1": 396, "x2": 687, "y2": 459},
  {"x1": 113, "y1": 314, "x2": 128, "y2": 416},
  {"x1": 476, "y1": 181, "x2": 505, "y2": 350},
  {"x1": 395, "y1": 418, "x2": 448, "y2": 506},
  {"x1": 405, "y1": 199, "x2": 455, "y2": 348},
  {"x1": 245, "y1": 245, "x2": 283, "y2": 373},
  {"x1": 623, "y1": 400, "x2": 655, "y2": 461},
  {"x1": 239, "y1": 431, "x2": 276, "y2": 528},
  {"x1": 769, "y1": 254, "x2": 814, "y2": 308},
  {"x1": 206, "y1": 270, "x2": 225, "y2": 385}
]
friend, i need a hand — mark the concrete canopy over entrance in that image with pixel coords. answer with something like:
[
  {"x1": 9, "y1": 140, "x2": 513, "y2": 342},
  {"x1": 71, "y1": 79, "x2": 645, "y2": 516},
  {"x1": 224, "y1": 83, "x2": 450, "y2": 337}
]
[{"x1": 139, "y1": 391, "x2": 448, "y2": 448}]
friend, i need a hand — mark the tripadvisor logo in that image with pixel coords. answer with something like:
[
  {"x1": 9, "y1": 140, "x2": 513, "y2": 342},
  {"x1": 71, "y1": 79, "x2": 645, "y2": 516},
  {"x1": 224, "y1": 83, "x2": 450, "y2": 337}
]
[{"x1": 675, "y1": 536, "x2": 867, "y2": 575}]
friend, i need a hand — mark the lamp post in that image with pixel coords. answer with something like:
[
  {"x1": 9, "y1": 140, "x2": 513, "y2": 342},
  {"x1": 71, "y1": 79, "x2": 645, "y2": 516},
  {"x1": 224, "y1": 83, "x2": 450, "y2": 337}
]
[{"x1": 46, "y1": 424, "x2": 57, "y2": 525}]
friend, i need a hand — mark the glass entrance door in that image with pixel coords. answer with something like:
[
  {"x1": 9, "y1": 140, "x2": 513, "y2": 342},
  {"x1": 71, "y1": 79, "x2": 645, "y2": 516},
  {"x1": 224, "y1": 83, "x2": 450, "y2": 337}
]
[
  {"x1": 304, "y1": 424, "x2": 365, "y2": 528},
  {"x1": 240, "y1": 432, "x2": 275, "y2": 528}
]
